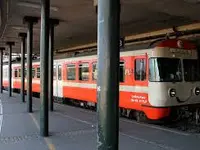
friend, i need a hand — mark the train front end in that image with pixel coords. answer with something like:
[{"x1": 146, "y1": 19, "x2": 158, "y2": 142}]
[{"x1": 147, "y1": 39, "x2": 200, "y2": 120}]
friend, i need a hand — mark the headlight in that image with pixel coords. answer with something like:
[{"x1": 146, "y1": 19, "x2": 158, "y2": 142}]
[
  {"x1": 168, "y1": 88, "x2": 176, "y2": 97},
  {"x1": 194, "y1": 87, "x2": 200, "y2": 96}
]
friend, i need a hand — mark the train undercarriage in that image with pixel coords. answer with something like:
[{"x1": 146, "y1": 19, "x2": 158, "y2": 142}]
[
  {"x1": 60, "y1": 97, "x2": 200, "y2": 125},
  {"x1": 7, "y1": 87, "x2": 200, "y2": 126}
]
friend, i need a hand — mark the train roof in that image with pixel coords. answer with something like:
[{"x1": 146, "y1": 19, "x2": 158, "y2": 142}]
[
  {"x1": 155, "y1": 39, "x2": 196, "y2": 49},
  {"x1": 2, "y1": 38, "x2": 197, "y2": 66}
]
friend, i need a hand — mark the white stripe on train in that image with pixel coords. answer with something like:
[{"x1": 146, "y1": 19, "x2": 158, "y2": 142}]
[
  {"x1": 10, "y1": 79, "x2": 149, "y2": 93},
  {"x1": 62, "y1": 82, "x2": 148, "y2": 93}
]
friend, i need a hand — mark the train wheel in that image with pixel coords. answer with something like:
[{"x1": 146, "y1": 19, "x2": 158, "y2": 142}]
[
  {"x1": 120, "y1": 108, "x2": 127, "y2": 117},
  {"x1": 136, "y1": 111, "x2": 147, "y2": 122},
  {"x1": 128, "y1": 110, "x2": 135, "y2": 119}
]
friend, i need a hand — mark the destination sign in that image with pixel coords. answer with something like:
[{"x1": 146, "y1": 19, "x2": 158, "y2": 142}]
[{"x1": 169, "y1": 48, "x2": 192, "y2": 56}]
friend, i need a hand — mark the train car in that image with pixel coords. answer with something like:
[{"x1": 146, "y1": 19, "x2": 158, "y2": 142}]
[{"x1": 2, "y1": 39, "x2": 200, "y2": 122}]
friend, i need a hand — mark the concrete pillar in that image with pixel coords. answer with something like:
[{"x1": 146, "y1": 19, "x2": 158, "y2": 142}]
[
  {"x1": 49, "y1": 19, "x2": 59, "y2": 111},
  {"x1": 0, "y1": 47, "x2": 5, "y2": 93},
  {"x1": 19, "y1": 33, "x2": 27, "y2": 103},
  {"x1": 40, "y1": 0, "x2": 50, "y2": 137},
  {"x1": 96, "y1": 0, "x2": 121, "y2": 149},
  {"x1": 23, "y1": 16, "x2": 39, "y2": 112},
  {"x1": 6, "y1": 42, "x2": 15, "y2": 97}
]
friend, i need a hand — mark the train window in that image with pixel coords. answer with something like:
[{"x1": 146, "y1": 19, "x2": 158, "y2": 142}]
[
  {"x1": 14, "y1": 69, "x2": 18, "y2": 78},
  {"x1": 149, "y1": 58, "x2": 182, "y2": 82},
  {"x1": 67, "y1": 64, "x2": 76, "y2": 80},
  {"x1": 120, "y1": 61, "x2": 125, "y2": 82},
  {"x1": 135, "y1": 59, "x2": 146, "y2": 81},
  {"x1": 92, "y1": 63, "x2": 97, "y2": 80},
  {"x1": 183, "y1": 59, "x2": 200, "y2": 81},
  {"x1": 32, "y1": 68, "x2": 35, "y2": 78},
  {"x1": 36, "y1": 67, "x2": 40, "y2": 78},
  {"x1": 79, "y1": 63, "x2": 89, "y2": 81},
  {"x1": 58, "y1": 65, "x2": 62, "y2": 80},
  {"x1": 19, "y1": 69, "x2": 21, "y2": 77},
  {"x1": 6, "y1": 69, "x2": 8, "y2": 78},
  {"x1": 3, "y1": 68, "x2": 7, "y2": 78},
  {"x1": 91, "y1": 62, "x2": 124, "y2": 82},
  {"x1": 53, "y1": 65, "x2": 56, "y2": 80}
]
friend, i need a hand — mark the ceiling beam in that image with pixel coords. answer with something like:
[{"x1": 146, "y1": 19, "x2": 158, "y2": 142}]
[{"x1": 56, "y1": 22, "x2": 200, "y2": 53}]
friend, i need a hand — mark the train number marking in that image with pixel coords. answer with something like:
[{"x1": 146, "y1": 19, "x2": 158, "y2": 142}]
[{"x1": 125, "y1": 69, "x2": 133, "y2": 76}]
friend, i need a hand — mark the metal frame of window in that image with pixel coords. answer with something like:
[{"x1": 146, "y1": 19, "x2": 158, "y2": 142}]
[
  {"x1": 79, "y1": 63, "x2": 89, "y2": 81},
  {"x1": 36, "y1": 67, "x2": 40, "y2": 78},
  {"x1": 32, "y1": 68, "x2": 36, "y2": 78},
  {"x1": 19, "y1": 68, "x2": 21, "y2": 77},
  {"x1": 14, "y1": 69, "x2": 18, "y2": 78},
  {"x1": 92, "y1": 62, "x2": 97, "y2": 81},
  {"x1": 148, "y1": 57, "x2": 182, "y2": 82},
  {"x1": 58, "y1": 65, "x2": 62, "y2": 80},
  {"x1": 119, "y1": 61, "x2": 125, "y2": 82},
  {"x1": 134, "y1": 58, "x2": 146, "y2": 81},
  {"x1": 66, "y1": 64, "x2": 76, "y2": 80}
]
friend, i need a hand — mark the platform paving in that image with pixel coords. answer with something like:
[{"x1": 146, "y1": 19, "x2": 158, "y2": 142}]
[{"x1": 0, "y1": 92, "x2": 200, "y2": 150}]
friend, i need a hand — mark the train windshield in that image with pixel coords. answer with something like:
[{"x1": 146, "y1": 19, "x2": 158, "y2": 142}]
[
  {"x1": 149, "y1": 58, "x2": 182, "y2": 82},
  {"x1": 183, "y1": 59, "x2": 200, "y2": 81}
]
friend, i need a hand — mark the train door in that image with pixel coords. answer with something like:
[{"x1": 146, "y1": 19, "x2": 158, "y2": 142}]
[
  {"x1": 132, "y1": 55, "x2": 148, "y2": 121},
  {"x1": 53, "y1": 65, "x2": 57, "y2": 97},
  {"x1": 56, "y1": 64, "x2": 63, "y2": 98}
]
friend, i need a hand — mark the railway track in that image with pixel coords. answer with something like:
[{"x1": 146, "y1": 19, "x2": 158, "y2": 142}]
[
  {"x1": 54, "y1": 99, "x2": 200, "y2": 135},
  {"x1": 14, "y1": 91, "x2": 200, "y2": 135}
]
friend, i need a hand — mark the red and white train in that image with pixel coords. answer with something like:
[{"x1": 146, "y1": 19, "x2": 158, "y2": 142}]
[{"x1": 2, "y1": 39, "x2": 200, "y2": 122}]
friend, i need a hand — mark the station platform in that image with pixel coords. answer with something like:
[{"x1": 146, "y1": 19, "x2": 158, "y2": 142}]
[{"x1": 0, "y1": 92, "x2": 200, "y2": 150}]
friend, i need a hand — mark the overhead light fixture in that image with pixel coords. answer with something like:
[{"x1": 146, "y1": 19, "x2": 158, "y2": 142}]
[{"x1": 17, "y1": 1, "x2": 59, "y2": 12}]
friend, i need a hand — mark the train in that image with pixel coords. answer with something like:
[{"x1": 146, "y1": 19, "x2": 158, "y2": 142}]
[{"x1": 2, "y1": 38, "x2": 200, "y2": 122}]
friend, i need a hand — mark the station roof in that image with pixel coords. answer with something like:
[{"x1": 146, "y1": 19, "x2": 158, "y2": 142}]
[{"x1": 1, "y1": 0, "x2": 200, "y2": 55}]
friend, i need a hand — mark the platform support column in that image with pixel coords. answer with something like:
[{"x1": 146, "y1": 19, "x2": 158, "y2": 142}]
[
  {"x1": 49, "y1": 19, "x2": 59, "y2": 112},
  {"x1": 6, "y1": 42, "x2": 15, "y2": 97},
  {"x1": 19, "y1": 33, "x2": 27, "y2": 103},
  {"x1": 40, "y1": 0, "x2": 50, "y2": 137},
  {"x1": 96, "y1": 0, "x2": 120, "y2": 149},
  {"x1": 0, "y1": 47, "x2": 5, "y2": 93},
  {"x1": 23, "y1": 16, "x2": 38, "y2": 113}
]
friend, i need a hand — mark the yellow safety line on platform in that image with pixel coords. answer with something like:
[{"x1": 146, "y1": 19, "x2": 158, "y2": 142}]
[{"x1": 30, "y1": 113, "x2": 56, "y2": 150}]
